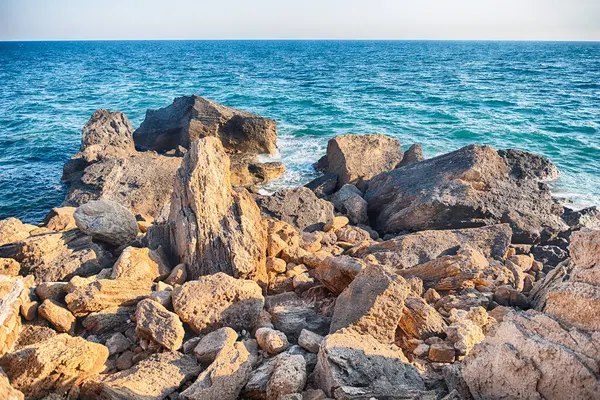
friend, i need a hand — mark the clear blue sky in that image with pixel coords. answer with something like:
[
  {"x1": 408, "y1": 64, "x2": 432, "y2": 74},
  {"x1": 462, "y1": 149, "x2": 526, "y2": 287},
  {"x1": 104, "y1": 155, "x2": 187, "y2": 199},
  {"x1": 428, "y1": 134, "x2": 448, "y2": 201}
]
[{"x1": 1, "y1": 0, "x2": 599, "y2": 41}]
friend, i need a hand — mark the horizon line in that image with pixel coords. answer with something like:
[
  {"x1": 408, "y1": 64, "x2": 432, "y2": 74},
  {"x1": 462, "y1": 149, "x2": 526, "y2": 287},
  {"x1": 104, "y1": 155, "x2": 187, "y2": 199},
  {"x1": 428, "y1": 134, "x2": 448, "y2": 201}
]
[{"x1": 1, "y1": 38, "x2": 600, "y2": 43}]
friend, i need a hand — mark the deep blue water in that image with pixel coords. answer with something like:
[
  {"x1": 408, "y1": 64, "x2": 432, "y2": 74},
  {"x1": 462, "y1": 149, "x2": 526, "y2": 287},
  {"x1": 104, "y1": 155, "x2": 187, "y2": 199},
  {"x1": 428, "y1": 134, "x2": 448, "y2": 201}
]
[{"x1": 1, "y1": 40, "x2": 599, "y2": 223}]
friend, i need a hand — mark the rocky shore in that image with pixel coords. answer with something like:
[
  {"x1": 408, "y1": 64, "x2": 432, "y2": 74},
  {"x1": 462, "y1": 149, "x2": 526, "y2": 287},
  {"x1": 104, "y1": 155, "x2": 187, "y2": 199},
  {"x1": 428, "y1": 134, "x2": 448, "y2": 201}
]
[{"x1": 1, "y1": 95, "x2": 599, "y2": 400}]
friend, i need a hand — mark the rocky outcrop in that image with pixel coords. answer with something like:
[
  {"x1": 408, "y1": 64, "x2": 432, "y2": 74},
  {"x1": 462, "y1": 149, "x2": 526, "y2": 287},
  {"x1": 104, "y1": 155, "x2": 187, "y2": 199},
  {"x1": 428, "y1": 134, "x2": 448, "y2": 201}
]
[
  {"x1": 366, "y1": 145, "x2": 566, "y2": 242},
  {"x1": 65, "y1": 279, "x2": 152, "y2": 317},
  {"x1": 316, "y1": 134, "x2": 403, "y2": 191},
  {"x1": 135, "y1": 299, "x2": 185, "y2": 351},
  {"x1": 0, "y1": 218, "x2": 36, "y2": 246},
  {"x1": 166, "y1": 137, "x2": 267, "y2": 283},
  {"x1": 133, "y1": 95, "x2": 278, "y2": 155},
  {"x1": 498, "y1": 148, "x2": 560, "y2": 181},
  {"x1": 397, "y1": 143, "x2": 424, "y2": 168},
  {"x1": 74, "y1": 199, "x2": 139, "y2": 246},
  {"x1": 77, "y1": 109, "x2": 136, "y2": 161},
  {"x1": 462, "y1": 310, "x2": 600, "y2": 400},
  {"x1": 257, "y1": 187, "x2": 335, "y2": 232},
  {"x1": 41, "y1": 206, "x2": 77, "y2": 231},
  {"x1": 172, "y1": 273, "x2": 264, "y2": 334},
  {"x1": 0, "y1": 334, "x2": 108, "y2": 400}
]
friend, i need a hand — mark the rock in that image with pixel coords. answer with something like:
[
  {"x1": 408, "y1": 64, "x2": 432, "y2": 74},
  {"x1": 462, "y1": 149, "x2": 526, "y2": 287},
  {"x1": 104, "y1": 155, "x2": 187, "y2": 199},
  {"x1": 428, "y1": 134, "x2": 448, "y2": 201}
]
[
  {"x1": 304, "y1": 173, "x2": 338, "y2": 198},
  {"x1": 0, "y1": 368, "x2": 24, "y2": 400},
  {"x1": 135, "y1": 299, "x2": 184, "y2": 351},
  {"x1": 0, "y1": 218, "x2": 35, "y2": 246},
  {"x1": 298, "y1": 329, "x2": 323, "y2": 354},
  {"x1": 0, "y1": 230, "x2": 114, "y2": 283},
  {"x1": 428, "y1": 342, "x2": 456, "y2": 363},
  {"x1": 267, "y1": 257, "x2": 287, "y2": 274},
  {"x1": 349, "y1": 224, "x2": 512, "y2": 269},
  {"x1": 317, "y1": 134, "x2": 403, "y2": 191},
  {"x1": 194, "y1": 327, "x2": 238, "y2": 364},
  {"x1": 133, "y1": 95, "x2": 278, "y2": 155},
  {"x1": 334, "y1": 225, "x2": 371, "y2": 244},
  {"x1": 304, "y1": 254, "x2": 365, "y2": 294},
  {"x1": 365, "y1": 145, "x2": 567, "y2": 242},
  {"x1": 397, "y1": 143, "x2": 424, "y2": 168},
  {"x1": 41, "y1": 207, "x2": 77, "y2": 231},
  {"x1": 165, "y1": 263, "x2": 187, "y2": 285},
  {"x1": 76, "y1": 109, "x2": 135, "y2": 161},
  {"x1": 167, "y1": 137, "x2": 267, "y2": 283},
  {"x1": 149, "y1": 290, "x2": 172, "y2": 307},
  {"x1": 105, "y1": 332, "x2": 132, "y2": 355},
  {"x1": 314, "y1": 329, "x2": 431, "y2": 399},
  {"x1": 267, "y1": 354, "x2": 307, "y2": 400},
  {"x1": 255, "y1": 327, "x2": 289, "y2": 355},
  {"x1": 397, "y1": 294, "x2": 447, "y2": 347},
  {"x1": 172, "y1": 273, "x2": 264, "y2": 334},
  {"x1": 268, "y1": 305, "x2": 330, "y2": 343},
  {"x1": 65, "y1": 279, "x2": 152, "y2": 317},
  {"x1": 323, "y1": 216, "x2": 349, "y2": 232},
  {"x1": 462, "y1": 310, "x2": 600, "y2": 400},
  {"x1": 531, "y1": 244, "x2": 568, "y2": 267},
  {"x1": 569, "y1": 228, "x2": 600, "y2": 268},
  {"x1": 492, "y1": 285, "x2": 530, "y2": 308},
  {"x1": 0, "y1": 334, "x2": 108, "y2": 400},
  {"x1": 497, "y1": 148, "x2": 560, "y2": 181},
  {"x1": 37, "y1": 299, "x2": 76, "y2": 334},
  {"x1": 111, "y1": 246, "x2": 171, "y2": 282},
  {"x1": 0, "y1": 275, "x2": 31, "y2": 356},
  {"x1": 20, "y1": 300, "x2": 38, "y2": 321},
  {"x1": 257, "y1": 187, "x2": 335, "y2": 232},
  {"x1": 329, "y1": 184, "x2": 368, "y2": 225},
  {"x1": 81, "y1": 351, "x2": 201, "y2": 400},
  {"x1": 0, "y1": 257, "x2": 20, "y2": 277},
  {"x1": 180, "y1": 341, "x2": 252, "y2": 400},
  {"x1": 445, "y1": 309, "x2": 486, "y2": 356},
  {"x1": 266, "y1": 219, "x2": 301, "y2": 258},
  {"x1": 230, "y1": 155, "x2": 286, "y2": 187},
  {"x1": 35, "y1": 282, "x2": 68, "y2": 302},
  {"x1": 82, "y1": 306, "x2": 136, "y2": 335},
  {"x1": 562, "y1": 206, "x2": 600, "y2": 230},
  {"x1": 115, "y1": 350, "x2": 134, "y2": 370},
  {"x1": 330, "y1": 264, "x2": 410, "y2": 344},
  {"x1": 74, "y1": 200, "x2": 139, "y2": 246}
]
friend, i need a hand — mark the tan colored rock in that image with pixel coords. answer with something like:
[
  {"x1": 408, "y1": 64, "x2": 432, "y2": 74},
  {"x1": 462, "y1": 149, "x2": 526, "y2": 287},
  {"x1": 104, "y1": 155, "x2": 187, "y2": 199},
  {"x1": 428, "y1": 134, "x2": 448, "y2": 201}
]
[
  {"x1": 428, "y1": 342, "x2": 456, "y2": 363},
  {"x1": 0, "y1": 334, "x2": 108, "y2": 400},
  {"x1": 65, "y1": 279, "x2": 152, "y2": 317},
  {"x1": 267, "y1": 257, "x2": 287, "y2": 274},
  {"x1": 323, "y1": 216, "x2": 348, "y2": 232},
  {"x1": 267, "y1": 354, "x2": 307, "y2": 400},
  {"x1": 38, "y1": 299, "x2": 76, "y2": 334},
  {"x1": 105, "y1": 332, "x2": 132, "y2": 355},
  {"x1": 172, "y1": 272, "x2": 264, "y2": 334},
  {"x1": 1, "y1": 368, "x2": 24, "y2": 400},
  {"x1": 167, "y1": 137, "x2": 267, "y2": 284},
  {"x1": 298, "y1": 329, "x2": 323, "y2": 353},
  {"x1": 397, "y1": 293, "x2": 447, "y2": 347},
  {"x1": 82, "y1": 306, "x2": 135, "y2": 335},
  {"x1": 74, "y1": 199, "x2": 139, "y2": 246},
  {"x1": 111, "y1": 246, "x2": 171, "y2": 282},
  {"x1": 445, "y1": 309, "x2": 486, "y2": 356},
  {"x1": 165, "y1": 263, "x2": 187, "y2": 285},
  {"x1": 20, "y1": 300, "x2": 38, "y2": 321},
  {"x1": 265, "y1": 219, "x2": 300, "y2": 258},
  {"x1": 35, "y1": 282, "x2": 68, "y2": 302},
  {"x1": 81, "y1": 351, "x2": 201, "y2": 400},
  {"x1": 41, "y1": 207, "x2": 77, "y2": 231},
  {"x1": 135, "y1": 299, "x2": 184, "y2": 351},
  {"x1": 255, "y1": 327, "x2": 289, "y2": 355},
  {"x1": 304, "y1": 254, "x2": 365, "y2": 294},
  {"x1": 0, "y1": 217, "x2": 35, "y2": 246},
  {"x1": 0, "y1": 275, "x2": 32, "y2": 356},
  {"x1": 569, "y1": 228, "x2": 600, "y2": 268},
  {"x1": 230, "y1": 157, "x2": 286, "y2": 187},
  {"x1": 194, "y1": 327, "x2": 238, "y2": 364},
  {"x1": 0, "y1": 257, "x2": 20, "y2": 277},
  {"x1": 462, "y1": 310, "x2": 600, "y2": 400}
]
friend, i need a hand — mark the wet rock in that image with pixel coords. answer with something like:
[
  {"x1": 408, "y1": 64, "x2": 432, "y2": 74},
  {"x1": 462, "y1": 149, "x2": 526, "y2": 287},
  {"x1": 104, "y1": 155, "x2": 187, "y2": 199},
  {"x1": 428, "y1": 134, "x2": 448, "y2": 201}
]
[
  {"x1": 133, "y1": 95, "x2": 278, "y2": 155},
  {"x1": 267, "y1": 354, "x2": 307, "y2": 400},
  {"x1": 41, "y1": 206, "x2": 77, "y2": 232},
  {"x1": 497, "y1": 148, "x2": 560, "y2": 181},
  {"x1": 111, "y1": 246, "x2": 171, "y2": 282},
  {"x1": 194, "y1": 327, "x2": 238, "y2": 364},
  {"x1": 256, "y1": 327, "x2": 289, "y2": 355},
  {"x1": 82, "y1": 351, "x2": 201, "y2": 400},
  {"x1": 38, "y1": 299, "x2": 76, "y2": 334},
  {"x1": 65, "y1": 279, "x2": 152, "y2": 317},
  {"x1": 135, "y1": 299, "x2": 184, "y2": 351},
  {"x1": 329, "y1": 184, "x2": 368, "y2": 225},
  {"x1": 74, "y1": 199, "x2": 139, "y2": 246},
  {"x1": 172, "y1": 273, "x2": 264, "y2": 334},
  {"x1": 397, "y1": 143, "x2": 424, "y2": 168},
  {"x1": 257, "y1": 187, "x2": 335, "y2": 232},
  {"x1": 317, "y1": 134, "x2": 403, "y2": 191}
]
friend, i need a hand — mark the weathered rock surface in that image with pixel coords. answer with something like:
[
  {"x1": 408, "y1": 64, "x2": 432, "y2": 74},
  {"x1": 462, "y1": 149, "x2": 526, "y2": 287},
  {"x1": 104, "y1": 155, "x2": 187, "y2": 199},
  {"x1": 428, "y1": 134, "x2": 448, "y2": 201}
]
[
  {"x1": 0, "y1": 334, "x2": 108, "y2": 400},
  {"x1": 76, "y1": 109, "x2": 135, "y2": 161},
  {"x1": 304, "y1": 172, "x2": 338, "y2": 198},
  {"x1": 111, "y1": 246, "x2": 171, "y2": 282},
  {"x1": 0, "y1": 368, "x2": 24, "y2": 400},
  {"x1": 257, "y1": 187, "x2": 335, "y2": 232},
  {"x1": 0, "y1": 218, "x2": 36, "y2": 247},
  {"x1": 74, "y1": 200, "x2": 139, "y2": 246},
  {"x1": 65, "y1": 279, "x2": 152, "y2": 317},
  {"x1": 135, "y1": 299, "x2": 184, "y2": 351},
  {"x1": 267, "y1": 354, "x2": 307, "y2": 400},
  {"x1": 230, "y1": 154, "x2": 286, "y2": 187},
  {"x1": 462, "y1": 310, "x2": 600, "y2": 400},
  {"x1": 0, "y1": 257, "x2": 20, "y2": 277},
  {"x1": 329, "y1": 184, "x2": 368, "y2": 225},
  {"x1": 82, "y1": 306, "x2": 136, "y2": 335},
  {"x1": 167, "y1": 137, "x2": 267, "y2": 283},
  {"x1": 498, "y1": 148, "x2": 560, "y2": 181},
  {"x1": 330, "y1": 264, "x2": 410, "y2": 344},
  {"x1": 255, "y1": 327, "x2": 289, "y2": 355},
  {"x1": 0, "y1": 275, "x2": 31, "y2": 356},
  {"x1": 193, "y1": 327, "x2": 238, "y2": 364},
  {"x1": 304, "y1": 254, "x2": 365, "y2": 294},
  {"x1": 172, "y1": 273, "x2": 264, "y2": 334},
  {"x1": 562, "y1": 206, "x2": 600, "y2": 231},
  {"x1": 397, "y1": 294, "x2": 447, "y2": 346},
  {"x1": 397, "y1": 143, "x2": 424, "y2": 168},
  {"x1": 37, "y1": 299, "x2": 76, "y2": 334},
  {"x1": 366, "y1": 145, "x2": 566, "y2": 242},
  {"x1": 317, "y1": 134, "x2": 403, "y2": 191},
  {"x1": 81, "y1": 351, "x2": 201, "y2": 400},
  {"x1": 41, "y1": 207, "x2": 77, "y2": 231}
]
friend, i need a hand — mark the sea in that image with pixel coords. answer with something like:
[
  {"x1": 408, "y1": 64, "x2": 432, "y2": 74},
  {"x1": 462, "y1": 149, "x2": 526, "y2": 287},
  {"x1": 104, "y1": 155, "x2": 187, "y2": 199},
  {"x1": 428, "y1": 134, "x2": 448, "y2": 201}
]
[{"x1": 0, "y1": 40, "x2": 599, "y2": 224}]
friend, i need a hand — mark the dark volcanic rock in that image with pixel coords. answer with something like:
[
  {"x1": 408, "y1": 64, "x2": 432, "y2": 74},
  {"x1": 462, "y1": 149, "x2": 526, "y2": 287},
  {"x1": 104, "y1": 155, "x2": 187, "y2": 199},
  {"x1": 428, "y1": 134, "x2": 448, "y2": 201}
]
[
  {"x1": 562, "y1": 206, "x2": 600, "y2": 231},
  {"x1": 133, "y1": 95, "x2": 278, "y2": 155},
  {"x1": 498, "y1": 148, "x2": 560, "y2": 181},
  {"x1": 365, "y1": 144, "x2": 566, "y2": 242}
]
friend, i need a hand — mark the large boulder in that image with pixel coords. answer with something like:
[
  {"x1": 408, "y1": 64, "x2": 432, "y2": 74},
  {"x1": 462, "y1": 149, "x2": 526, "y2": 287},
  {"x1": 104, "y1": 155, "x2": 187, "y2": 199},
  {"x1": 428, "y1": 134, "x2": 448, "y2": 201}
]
[
  {"x1": 133, "y1": 95, "x2": 277, "y2": 155},
  {"x1": 0, "y1": 334, "x2": 108, "y2": 400},
  {"x1": 172, "y1": 273, "x2": 264, "y2": 334},
  {"x1": 166, "y1": 137, "x2": 267, "y2": 283},
  {"x1": 74, "y1": 199, "x2": 139, "y2": 246},
  {"x1": 365, "y1": 145, "x2": 567, "y2": 242},
  {"x1": 75, "y1": 109, "x2": 136, "y2": 162},
  {"x1": 135, "y1": 299, "x2": 185, "y2": 351},
  {"x1": 462, "y1": 310, "x2": 600, "y2": 400},
  {"x1": 257, "y1": 187, "x2": 335, "y2": 232},
  {"x1": 111, "y1": 246, "x2": 171, "y2": 282},
  {"x1": 0, "y1": 275, "x2": 32, "y2": 356},
  {"x1": 81, "y1": 351, "x2": 201, "y2": 400},
  {"x1": 317, "y1": 134, "x2": 403, "y2": 191},
  {"x1": 329, "y1": 184, "x2": 368, "y2": 225},
  {"x1": 497, "y1": 148, "x2": 560, "y2": 181}
]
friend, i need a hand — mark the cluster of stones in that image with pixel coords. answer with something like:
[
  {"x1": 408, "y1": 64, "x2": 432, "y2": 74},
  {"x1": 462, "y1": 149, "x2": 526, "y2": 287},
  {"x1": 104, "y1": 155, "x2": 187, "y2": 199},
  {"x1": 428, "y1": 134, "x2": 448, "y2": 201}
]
[{"x1": 0, "y1": 95, "x2": 599, "y2": 400}]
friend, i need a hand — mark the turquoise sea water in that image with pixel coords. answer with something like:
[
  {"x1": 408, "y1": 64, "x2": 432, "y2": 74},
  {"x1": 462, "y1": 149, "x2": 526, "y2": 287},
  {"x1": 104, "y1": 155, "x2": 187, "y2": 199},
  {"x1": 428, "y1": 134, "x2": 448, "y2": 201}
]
[{"x1": 0, "y1": 40, "x2": 599, "y2": 223}]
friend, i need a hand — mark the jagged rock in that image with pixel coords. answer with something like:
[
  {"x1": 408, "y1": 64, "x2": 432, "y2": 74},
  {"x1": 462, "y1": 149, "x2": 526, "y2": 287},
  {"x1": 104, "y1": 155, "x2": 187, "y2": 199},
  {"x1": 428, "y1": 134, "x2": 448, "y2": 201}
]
[
  {"x1": 105, "y1": 332, "x2": 132, "y2": 355},
  {"x1": 111, "y1": 246, "x2": 171, "y2": 282},
  {"x1": 569, "y1": 228, "x2": 600, "y2": 268},
  {"x1": 0, "y1": 368, "x2": 24, "y2": 400},
  {"x1": 265, "y1": 219, "x2": 301, "y2": 257},
  {"x1": 0, "y1": 275, "x2": 31, "y2": 356},
  {"x1": 255, "y1": 327, "x2": 289, "y2": 355},
  {"x1": 82, "y1": 306, "x2": 136, "y2": 334},
  {"x1": 135, "y1": 299, "x2": 184, "y2": 351},
  {"x1": 266, "y1": 298, "x2": 330, "y2": 342},
  {"x1": 267, "y1": 354, "x2": 307, "y2": 400},
  {"x1": 172, "y1": 273, "x2": 264, "y2": 334},
  {"x1": 366, "y1": 145, "x2": 566, "y2": 242},
  {"x1": 316, "y1": 134, "x2": 403, "y2": 191},
  {"x1": 397, "y1": 143, "x2": 424, "y2": 168},
  {"x1": 304, "y1": 254, "x2": 365, "y2": 294},
  {"x1": 562, "y1": 206, "x2": 600, "y2": 230},
  {"x1": 0, "y1": 334, "x2": 108, "y2": 400},
  {"x1": 74, "y1": 200, "x2": 139, "y2": 246},
  {"x1": 397, "y1": 294, "x2": 447, "y2": 347},
  {"x1": 330, "y1": 264, "x2": 410, "y2": 344},
  {"x1": 75, "y1": 109, "x2": 136, "y2": 162},
  {"x1": 257, "y1": 187, "x2": 335, "y2": 232},
  {"x1": 165, "y1": 263, "x2": 187, "y2": 285},
  {"x1": 304, "y1": 173, "x2": 338, "y2": 198},
  {"x1": 462, "y1": 310, "x2": 600, "y2": 400},
  {"x1": 0, "y1": 218, "x2": 36, "y2": 246},
  {"x1": 194, "y1": 327, "x2": 238, "y2": 364},
  {"x1": 314, "y1": 329, "x2": 432, "y2": 399},
  {"x1": 0, "y1": 257, "x2": 20, "y2": 277},
  {"x1": 428, "y1": 342, "x2": 456, "y2": 363},
  {"x1": 81, "y1": 351, "x2": 201, "y2": 400},
  {"x1": 329, "y1": 184, "x2": 368, "y2": 225},
  {"x1": 167, "y1": 137, "x2": 267, "y2": 283},
  {"x1": 498, "y1": 148, "x2": 560, "y2": 181},
  {"x1": 133, "y1": 95, "x2": 278, "y2": 155},
  {"x1": 41, "y1": 207, "x2": 77, "y2": 231},
  {"x1": 298, "y1": 329, "x2": 323, "y2": 354},
  {"x1": 530, "y1": 244, "x2": 568, "y2": 267},
  {"x1": 230, "y1": 155, "x2": 286, "y2": 186},
  {"x1": 180, "y1": 341, "x2": 252, "y2": 400},
  {"x1": 65, "y1": 279, "x2": 152, "y2": 317},
  {"x1": 349, "y1": 224, "x2": 511, "y2": 268},
  {"x1": 445, "y1": 309, "x2": 487, "y2": 356},
  {"x1": 38, "y1": 299, "x2": 75, "y2": 334}
]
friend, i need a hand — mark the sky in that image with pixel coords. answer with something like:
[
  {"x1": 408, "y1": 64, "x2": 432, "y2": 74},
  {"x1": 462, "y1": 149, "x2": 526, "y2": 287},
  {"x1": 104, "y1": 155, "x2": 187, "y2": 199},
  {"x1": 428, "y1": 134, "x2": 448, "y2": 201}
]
[{"x1": 1, "y1": 0, "x2": 599, "y2": 41}]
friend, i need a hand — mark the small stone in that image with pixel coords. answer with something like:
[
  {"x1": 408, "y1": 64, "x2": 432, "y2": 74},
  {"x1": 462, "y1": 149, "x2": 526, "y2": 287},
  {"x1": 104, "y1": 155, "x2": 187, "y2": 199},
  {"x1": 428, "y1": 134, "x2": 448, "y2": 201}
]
[
  {"x1": 193, "y1": 327, "x2": 238, "y2": 364},
  {"x1": 298, "y1": 329, "x2": 323, "y2": 353},
  {"x1": 20, "y1": 300, "x2": 39, "y2": 321},
  {"x1": 38, "y1": 299, "x2": 76, "y2": 334},
  {"x1": 256, "y1": 327, "x2": 290, "y2": 355},
  {"x1": 428, "y1": 343, "x2": 456, "y2": 363},
  {"x1": 267, "y1": 257, "x2": 288, "y2": 274},
  {"x1": 324, "y1": 216, "x2": 349, "y2": 232},
  {"x1": 105, "y1": 332, "x2": 132, "y2": 355},
  {"x1": 413, "y1": 343, "x2": 430, "y2": 357},
  {"x1": 267, "y1": 354, "x2": 307, "y2": 400},
  {"x1": 115, "y1": 350, "x2": 134, "y2": 370},
  {"x1": 165, "y1": 263, "x2": 187, "y2": 286}
]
